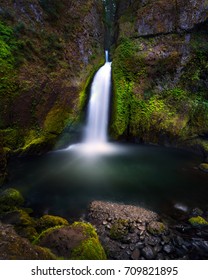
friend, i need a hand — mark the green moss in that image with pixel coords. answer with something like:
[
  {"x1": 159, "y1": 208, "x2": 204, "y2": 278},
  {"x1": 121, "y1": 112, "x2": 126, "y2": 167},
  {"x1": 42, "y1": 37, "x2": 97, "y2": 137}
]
[
  {"x1": 33, "y1": 225, "x2": 65, "y2": 245},
  {"x1": 44, "y1": 107, "x2": 71, "y2": 134},
  {"x1": 1, "y1": 128, "x2": 22, "y2": 150},
  {"x1": 0, "y1": 188, "x2": 24, "y2": 213},
  {"x1": 188, "y1": 216, "x2": 208, "y2": 226},
  {"x1": 147, "y1": 221, "x2": 167, "y2": 235},
  {"x1": 71, "y1": 237, "x2": 107, "y2": 260},
  {"x1": 37, "y1": 215, "x2": 69, "y2": 232},
  {"x1": 79, "y1": 60, "x2": 105, "y2": 112},
  {"x1": 71, "y1": 222, "x2": 98, "y2": 239},
  {"x1": 109, "y1": 219, "x2": 129, "y2": 241}
]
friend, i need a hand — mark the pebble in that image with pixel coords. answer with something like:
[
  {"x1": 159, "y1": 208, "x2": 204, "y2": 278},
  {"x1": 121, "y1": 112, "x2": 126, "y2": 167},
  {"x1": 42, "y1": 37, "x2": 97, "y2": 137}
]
[
  {"x1": 130, "y1": 244, "x2": 135, "y2": 251},
  {"x1": 163, "y1": 244, "x2": 174, "y2": 254},
  {"x1": 141, "y1": 246, "x2": 155, "y2": 260},
  {"x1": 131, "y1": 249, "x2": 140, "y2": 260},
  {"x1": 102, "y1": 221, "x2": 107, "y2": 225},
  {"x1": 136, "y1": 242, "x2": 145, "y2": 249}
]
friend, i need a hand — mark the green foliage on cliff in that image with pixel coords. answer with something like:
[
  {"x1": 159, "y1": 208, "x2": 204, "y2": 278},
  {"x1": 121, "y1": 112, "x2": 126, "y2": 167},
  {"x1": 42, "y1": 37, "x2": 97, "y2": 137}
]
[
  {"x1": 111, "y1": 38, "x2": 138, "y2": 137},
  {"x1": 0, "y1": 22, "x2": 18, "y2": 98}
]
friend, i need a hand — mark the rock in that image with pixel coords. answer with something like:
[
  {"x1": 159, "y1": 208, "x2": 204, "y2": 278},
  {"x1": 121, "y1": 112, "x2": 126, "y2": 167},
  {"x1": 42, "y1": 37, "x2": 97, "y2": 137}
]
[
  {"x1": 123, "y1": 0, "x2": 208, "y2": 37},
  {"x1": 0, "y1": 188, "x2": 24, "y2": 213},
  {"x1": 145, "y1": 236, "x2": 161, "y2": 246},
  {"x1": 131, "y1": 249, "x2": 140, "y2": 260},
  {"x1": 147, "y1": 221, "x2": 167, "y2": 235},
  {"x1": 109, "y1": 219, "x2": 129, "y2": 241},
  {"x1": 141, "y1": 246, "x2": 155, "y2": 260},
  {"x1": 199, "y1": 163, "x2": 208, "y2": 173},
  {"x1": 191, "y1": 208, "x2": 204, "y2": 217},
  {"x1": 0, "y1": 209, "x2": 37, "y2": 241},
  {"x1": 188, "y1": 216, "x2": 208, "y2": 227},
  {"x1": 37, "y1": 214, "x2": 69, "y2": 232},
  {"x1": 0, "y1": 222, "x2": 56, "y2": 260},
  {"x1": 163, "y1": 244, "x2": 174, "y2": 254},
  {"x1": 34, "y1": 222, "x2": 106, "y2": 260},
  {"x1": 88, "y1": 201, "x2": 159, "y2": 225},
  {"x1": 136, "y1": 241, "x2": 145, "y2": 249}
]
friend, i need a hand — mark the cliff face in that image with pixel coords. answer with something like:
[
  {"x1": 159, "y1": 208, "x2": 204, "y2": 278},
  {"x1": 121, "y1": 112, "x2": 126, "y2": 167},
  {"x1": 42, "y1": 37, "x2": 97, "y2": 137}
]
[
  {"x1": 112, "y1": 0, "x2": 208, "y2": 156},
  {"x1": 0, "y1": 0, "x2": 104, "y2": 183}
]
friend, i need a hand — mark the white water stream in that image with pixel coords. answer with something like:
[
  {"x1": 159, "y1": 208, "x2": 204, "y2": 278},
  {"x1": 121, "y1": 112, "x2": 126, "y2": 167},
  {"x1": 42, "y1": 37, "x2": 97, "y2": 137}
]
[{"x1": 84, "y1": 51, "x2": 112, "y2": 144}]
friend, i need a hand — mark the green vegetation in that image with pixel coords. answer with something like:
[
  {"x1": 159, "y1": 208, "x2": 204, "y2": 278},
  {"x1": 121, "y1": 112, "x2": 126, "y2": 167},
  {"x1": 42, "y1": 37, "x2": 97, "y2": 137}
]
[
  {"x1": 188, "y1": 216, "x2": 208, "y2": 226},
  {"x1": 109, "y1": 219, "x2": 129, "y2": 241},
  {"x1": 33, "y1": 225, "x2": 65, "y2": 245},
  {"x1": 0, "y1": 188, "x2": 24, "y2": 213},
  {"x1": 37, "y1": 215, "x2": 69, "y2": 232},
  {"x1": 70, "y1": 222, "x2": 106, "y2": 260},
  {"x1": 147, "y1": 221, "x2": 167, "y2": 235},
  {"x1": 71, "y1": 237, "x2": 107, "y2": 260}
]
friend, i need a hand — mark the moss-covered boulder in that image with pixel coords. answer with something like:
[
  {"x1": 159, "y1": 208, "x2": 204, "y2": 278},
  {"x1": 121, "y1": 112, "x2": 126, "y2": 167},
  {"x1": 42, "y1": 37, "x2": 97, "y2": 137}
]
[
  {"x1": 0, "y1": 222, "x2": 56, "y2": 260},
  {"x1": 37, "y1": 214, "x2": 69, "y2": 232},
  {"x1": 188, "y1": 216, "x2": 208, "y2": 227},
  {"x1": 0, "y1": 209, "x2": 37, "y2": 241},
  {"x1": 109, "y1": 219, "x2": 129, "y2": 241},
  {"x1": 34, "y1": 222, "x2": 106, "y2": 260},
  {"x1": 0, "y1": 188, "x2": 24, "y2": 213},
  {"x1": 147, "y1": 221, "x2": 167, "y2": 235}
]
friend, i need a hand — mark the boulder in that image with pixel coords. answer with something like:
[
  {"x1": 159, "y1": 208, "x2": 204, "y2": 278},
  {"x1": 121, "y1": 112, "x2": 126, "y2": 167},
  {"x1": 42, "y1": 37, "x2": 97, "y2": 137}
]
[
  {"x1": 0, "y1": 223, "x2": 56, "y2": 260},
  {"x1": 34, "y1": 222, "x2": 106, "y2": 260}
]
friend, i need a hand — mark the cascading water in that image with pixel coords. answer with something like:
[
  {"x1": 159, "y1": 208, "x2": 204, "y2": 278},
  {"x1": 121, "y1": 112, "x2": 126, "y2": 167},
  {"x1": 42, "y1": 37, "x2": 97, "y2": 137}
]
[
  {"x1": 67, "y1": 51, "x2": 116, "y2": 154},
  {"x1": 84, "y1": 51, "x2": 112, "y2": 144}
]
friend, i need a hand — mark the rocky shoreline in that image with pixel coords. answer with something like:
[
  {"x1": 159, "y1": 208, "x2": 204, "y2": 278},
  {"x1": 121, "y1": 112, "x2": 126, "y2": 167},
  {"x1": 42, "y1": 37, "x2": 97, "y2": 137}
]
[
  {"x1": 87, "y1": 201, "x2": 208, "y2": 260},
  {"x1": 0, "y1": 188, "x2": 208, "y2": 260}
]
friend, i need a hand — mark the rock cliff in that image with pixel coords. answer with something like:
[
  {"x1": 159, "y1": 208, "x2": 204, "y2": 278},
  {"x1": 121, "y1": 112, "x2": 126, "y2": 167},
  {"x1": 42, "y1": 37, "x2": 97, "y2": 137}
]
[
  {"x1": 0, "y1": 0, "x2": 104, "y2": 182},
  {"x1": 111, "y1": 0, "x2": 208, "y2": 156}
]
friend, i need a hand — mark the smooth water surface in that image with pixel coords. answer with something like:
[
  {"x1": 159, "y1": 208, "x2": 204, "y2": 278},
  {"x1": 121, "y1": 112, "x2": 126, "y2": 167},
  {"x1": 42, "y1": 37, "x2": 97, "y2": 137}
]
[{"x1": 6, "y1": 144, "x2": 208, "y2": 220}]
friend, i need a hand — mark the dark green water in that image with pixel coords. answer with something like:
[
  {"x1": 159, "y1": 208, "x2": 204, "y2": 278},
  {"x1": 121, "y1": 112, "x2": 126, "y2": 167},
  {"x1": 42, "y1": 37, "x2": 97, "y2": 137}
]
[{"x1": 6, "y1": 143, "x2": 208, "y2": 220}]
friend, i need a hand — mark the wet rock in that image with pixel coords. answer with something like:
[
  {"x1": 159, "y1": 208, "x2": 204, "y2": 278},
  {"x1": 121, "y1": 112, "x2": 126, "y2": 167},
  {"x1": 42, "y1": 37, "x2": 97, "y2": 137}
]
[
  {"x1": 131, "y1": 249, "x2": 140, "y2": 260},
  {"x1": 146, "y1": 236, "x2": 161, "y2": 246},
  {"x1": 141, "y1": 246, "x2": 155, "y2": 260},
  {"x1": 136, "y1": 241, "x2": 145, "y2": 249},
  {"x1": 163, "y1": 244, "x2": 174, "y2": 254},
  {"x1": 191, "y1": 208, "x2": 204, "y2": 217},
  {"x1": 156, "y1": 253, "x2": 165, "y2": 260},
  {"x1": 147, "y1": 221, "x2": 167, "y2": 235}
]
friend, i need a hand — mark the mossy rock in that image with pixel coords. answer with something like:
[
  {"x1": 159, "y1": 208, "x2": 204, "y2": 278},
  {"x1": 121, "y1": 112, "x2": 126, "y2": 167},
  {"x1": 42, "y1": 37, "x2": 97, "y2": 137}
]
[
  {"x1": 147, "y1": 221, "x2": 167, "y2": 235},
  {"x1": 0, "y1": 223, "x2": 56, "y2": 260},
  {"x1": 71, "y1": 237, "x2": 106, "y2": 260},
  {"x1": 34, "y1": 222, "x2": 106, "y2": 260},
  {"x1": 109, "y1": 219, "x2": 129, "y2": 241},
  {"x1": 0, "y1": 188, "x2": 24, "y2": 213},
  {"x1": 37, "y1": 214, "x2": 69, "y2": 232},
  {"x1": 188, "y1": 216, "x2": 208, "y2": 227},
  {"x1": 0, "y1": 209, "x2": 37, "y2": 241},
  {"x1": 199, "y1": 163, "x2": 208, "y2": 173}
]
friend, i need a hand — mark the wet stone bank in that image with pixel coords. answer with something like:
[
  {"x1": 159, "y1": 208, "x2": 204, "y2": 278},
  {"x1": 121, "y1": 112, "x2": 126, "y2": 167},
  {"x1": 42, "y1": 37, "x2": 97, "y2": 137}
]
[{"x1": 87, "y1": 201, "x2": 208, "y2": 260}]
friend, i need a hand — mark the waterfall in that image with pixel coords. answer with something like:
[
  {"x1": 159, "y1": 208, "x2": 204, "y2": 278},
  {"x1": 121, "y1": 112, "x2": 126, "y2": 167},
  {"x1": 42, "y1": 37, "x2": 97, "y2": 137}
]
[
  {"x1": 66, "y1": 51, "x2": 117, "y2": 154},
  {"x1": 84, "y1": 51, "x2": 112, "y2": 144}
]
